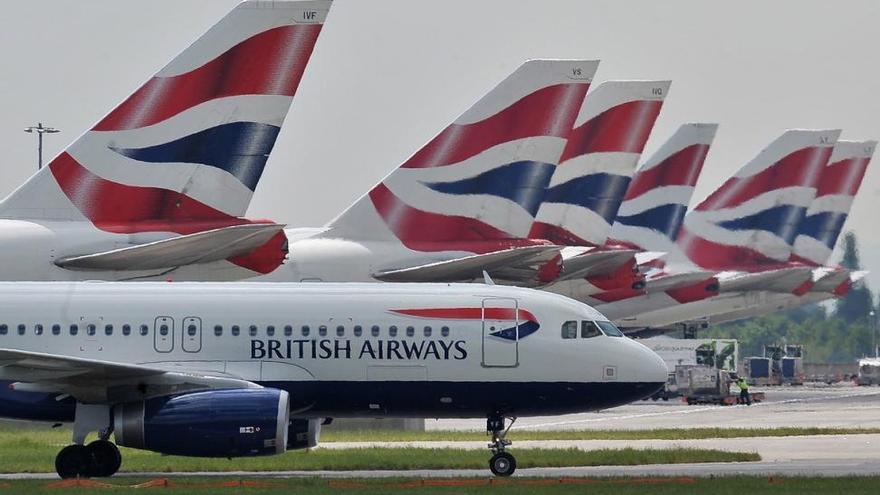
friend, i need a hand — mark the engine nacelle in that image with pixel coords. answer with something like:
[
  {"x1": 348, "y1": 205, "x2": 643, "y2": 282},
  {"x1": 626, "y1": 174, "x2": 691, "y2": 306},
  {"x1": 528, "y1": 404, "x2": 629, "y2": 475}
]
[
  {"x1": 287, "y1": 418, "x2": 321, "y2": 450},
  {"x1": 114, "y1": 388, "x2": 290, "y2": 457}
]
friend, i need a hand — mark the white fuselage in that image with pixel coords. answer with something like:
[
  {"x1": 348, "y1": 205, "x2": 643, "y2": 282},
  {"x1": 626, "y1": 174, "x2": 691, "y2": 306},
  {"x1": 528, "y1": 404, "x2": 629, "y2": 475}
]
[{"x1": 0, "y1": 281, "x2": 666, "y2": 420}]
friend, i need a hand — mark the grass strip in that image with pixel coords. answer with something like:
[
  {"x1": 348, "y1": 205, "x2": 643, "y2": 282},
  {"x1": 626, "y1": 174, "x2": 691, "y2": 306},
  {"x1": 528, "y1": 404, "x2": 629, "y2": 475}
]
[
  {"x1": 0, "y1": 447, "x2": 757, "y2": 473},
  {"x1": 3, "y1": 476, "x2": 880, "y2": 495}
]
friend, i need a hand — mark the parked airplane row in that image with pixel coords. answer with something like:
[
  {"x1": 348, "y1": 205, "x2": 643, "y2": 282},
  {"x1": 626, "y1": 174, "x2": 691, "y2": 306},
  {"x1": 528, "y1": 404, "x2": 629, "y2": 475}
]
[{"x1": 0, "y1": 0, "x2": 871, "y2": 479}]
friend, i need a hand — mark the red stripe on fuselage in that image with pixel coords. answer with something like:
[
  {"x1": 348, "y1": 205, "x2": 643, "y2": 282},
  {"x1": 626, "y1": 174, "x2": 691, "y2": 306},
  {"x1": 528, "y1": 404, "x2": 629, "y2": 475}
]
[
  {"x1": 391, "y1": 307, "x2": 538, "y2": 323},
  {"x1": 560, "y1": 100, "x2": 663, "y2": 163},
  {"x1": 624, "y1": 144, "x2": 710, "y2": 200},
  {"x1": 694, "y1": 146, "x2": 831, "y2": 212},
  {"x1": 401, "y1": 83, "x2": 588, "y2": 169},
  {"x1": 94, "y1": 24, "x2": 322, "y2": 131}
]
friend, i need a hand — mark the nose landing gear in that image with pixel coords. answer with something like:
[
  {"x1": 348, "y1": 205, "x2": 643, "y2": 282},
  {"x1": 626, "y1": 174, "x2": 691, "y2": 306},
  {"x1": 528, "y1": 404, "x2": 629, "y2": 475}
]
[{"x1": 487, "y1": 414, "x2": 517, "y2": 477}]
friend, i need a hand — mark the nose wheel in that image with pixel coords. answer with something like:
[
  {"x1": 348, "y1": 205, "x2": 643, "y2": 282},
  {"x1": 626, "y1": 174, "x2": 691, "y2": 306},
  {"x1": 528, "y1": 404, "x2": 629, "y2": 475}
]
[
  {"x1": 55, "y1": 440, "x2": 121, "y2": 478},
  {"x1": 487, "y1": 414, "x2": 517, "y2": 477}
]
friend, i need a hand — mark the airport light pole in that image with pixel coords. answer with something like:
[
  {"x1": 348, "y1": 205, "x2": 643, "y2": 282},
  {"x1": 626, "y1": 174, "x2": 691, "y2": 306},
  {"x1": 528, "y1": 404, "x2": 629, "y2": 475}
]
[{"x1": 24, "y1": 122, "x2": 60, "y2": 170}]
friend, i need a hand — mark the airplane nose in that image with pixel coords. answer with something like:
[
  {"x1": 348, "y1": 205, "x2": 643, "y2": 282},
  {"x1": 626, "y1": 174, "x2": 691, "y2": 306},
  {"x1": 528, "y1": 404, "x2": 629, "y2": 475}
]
[{"x1": 618, "y1": 337, "x2": 668, "y2": 399}]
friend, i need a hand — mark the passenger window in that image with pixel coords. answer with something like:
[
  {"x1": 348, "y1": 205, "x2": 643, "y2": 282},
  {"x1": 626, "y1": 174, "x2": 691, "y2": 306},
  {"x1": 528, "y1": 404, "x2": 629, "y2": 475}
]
[
  {"x1": 424, "y1": 326, "x2": 432, "y2": 337},
  {"x1": 372, "y1": 325, "x2": 381, "y2": 337},
  {"x1": 302, "y1": 325, "x2": 310, "y2": 337},
  {"x1": 70, "y1": 324, "x2": 79, "y2": 336},
  {"x1": 159, "y1": 325, "x2": 169, "y2": 336},
  {"x1": 561, "y1": 321, "x2": 577, "y2": 339},
  {"x1": 214, "y1": 325, "x2": 223, "y2": 336},
  {"x1": 581, "y1": 321, "x2": 601, "y2": 339},
  {"x1": 318, "y1": 325, "x2": 327, "y2": 337},
  {"x1": 87, "y1": 324, "x2": 96, "y2": 336},
  {"x1": 284, "y1": 325, "x2": 293, "y2": 337},
  {"x1": 105, "y1": 324, "x2": 113, "y2": 336},
  {"x1": 0, "y1": 324, "x2": 8, "y2": 335},
  {"x1": 139, "y1": 324, "x2": 149, "y2": 336},
  {"x1": 232, "y1": 325, "x2": 240, "y2": 337},
  {"x1": 406, "y1": 326, "x2": 415, "y2": 337},
  {"x1": 267, "y1": 325, "x2": 275, "y2": 337},
  {"x1": 596, "y1": 320, "x2": 624, "y2": 337},
  {"x1": 122, "y1": 324, "x2": 131, "y2": 336},
  {"x1": 336, "y1": 325, "x2": 345, "y2": 337},
  {"x1": 441, "y1": 326, "x2": 450, "y2": 337},
  {"x1": 249, "y1": 325, "x2": 258, "y2": 337},
  {"x1": 52, "y1": 324, "x2": 61, "y2": 336},
  {"x1": 388, "y1": 325, "x2": 397, "y2": 337},
  {"x1": 188, "y1": 324, "x2": 198, "y2": 336},
  {"x1": 353, "y1": 325, "x2": 363, "y2": 337},
  {"x1": 35, "y1": 324, "x2": 43, "y2": 336},
  {"x1": 18, "y1": 324, "x2": 26, "y2": 335}
]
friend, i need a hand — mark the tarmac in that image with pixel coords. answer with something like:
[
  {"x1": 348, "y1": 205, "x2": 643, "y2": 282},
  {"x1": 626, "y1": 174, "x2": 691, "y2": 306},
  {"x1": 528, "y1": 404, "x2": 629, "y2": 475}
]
[{"x1": 2, "y1": 384, "x2": 879, "y2": 480}]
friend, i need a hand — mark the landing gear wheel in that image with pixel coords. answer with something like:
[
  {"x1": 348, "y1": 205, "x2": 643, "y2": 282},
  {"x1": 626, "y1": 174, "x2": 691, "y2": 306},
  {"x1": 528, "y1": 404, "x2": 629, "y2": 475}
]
[
  {"x1": 55, "y1": 445, "x2": 90, "y2": 479},
  {"x1": 86, "y1": 440, "x2": 121, "y2": 477},
  {"x1": 489, "y1": 452, "x2": 516, "y2": 477}
]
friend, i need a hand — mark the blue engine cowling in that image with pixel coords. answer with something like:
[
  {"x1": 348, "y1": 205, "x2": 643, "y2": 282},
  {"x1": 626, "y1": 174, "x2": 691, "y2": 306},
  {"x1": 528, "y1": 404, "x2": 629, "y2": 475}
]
[{"x1": 113, "y1": 388, "x2": 290, "y2": 457}]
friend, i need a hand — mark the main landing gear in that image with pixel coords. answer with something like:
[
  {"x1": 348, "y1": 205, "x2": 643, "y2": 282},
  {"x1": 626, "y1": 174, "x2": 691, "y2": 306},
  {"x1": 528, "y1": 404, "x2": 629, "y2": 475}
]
[
  {"x1": 487, "y1": 414, "x2": 517, "y2": 477},
  {"x1": 55, "y1": 403, "x2": 122, "y2": 478}
]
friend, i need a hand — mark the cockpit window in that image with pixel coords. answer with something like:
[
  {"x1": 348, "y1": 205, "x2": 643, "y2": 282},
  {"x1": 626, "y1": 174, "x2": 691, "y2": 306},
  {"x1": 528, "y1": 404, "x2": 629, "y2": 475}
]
[
  {"x1": 561, "y1": 321, "x2": 577, "y2": 339},
  {"x1": 580, "y1": 321, "x2": 602, "y2": 338},
  {"x1": 596, "y1": 320, "x2": 624, "y2": 337}
]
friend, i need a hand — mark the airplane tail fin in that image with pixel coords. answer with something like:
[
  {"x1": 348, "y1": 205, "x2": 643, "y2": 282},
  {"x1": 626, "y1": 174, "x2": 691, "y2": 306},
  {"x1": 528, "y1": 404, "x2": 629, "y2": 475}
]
[
  {"x1": 677, "y1": 129, "x2": 840, "y2": 271},
  {"x1": 791, "y1": 140, "x2": 875, "y2": 266},
  {"x1": 0, "y1": 0, "x2": 329, "y2": 233},
  {"x1": 325, "y1": 59, "x2": 599, "y2": 253},
  {"x1": 528, "y1": 80, "x2": 671, "y2": 246},
  {"x1": 609, "y1": 123, "x2": 718, "y2": 251}
]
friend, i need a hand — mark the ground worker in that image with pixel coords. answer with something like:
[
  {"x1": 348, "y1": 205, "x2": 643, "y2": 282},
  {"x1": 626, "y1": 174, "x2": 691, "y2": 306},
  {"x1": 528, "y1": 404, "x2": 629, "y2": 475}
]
[{"x1": 735, "y1": 376, "x2": 752, "y2": 405}]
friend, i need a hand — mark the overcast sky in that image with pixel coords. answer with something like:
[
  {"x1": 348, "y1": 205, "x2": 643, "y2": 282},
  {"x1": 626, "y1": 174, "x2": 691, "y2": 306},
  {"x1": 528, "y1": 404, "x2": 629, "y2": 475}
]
[{"x1": 1, "y1": 0, "x2": 879, "y2": 291}]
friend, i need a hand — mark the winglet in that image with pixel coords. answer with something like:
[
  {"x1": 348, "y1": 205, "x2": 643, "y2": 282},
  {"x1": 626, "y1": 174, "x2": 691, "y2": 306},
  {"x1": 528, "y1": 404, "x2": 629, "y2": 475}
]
[{"x1": 483, "y1": 270, "x2": 496, "y2": 286}]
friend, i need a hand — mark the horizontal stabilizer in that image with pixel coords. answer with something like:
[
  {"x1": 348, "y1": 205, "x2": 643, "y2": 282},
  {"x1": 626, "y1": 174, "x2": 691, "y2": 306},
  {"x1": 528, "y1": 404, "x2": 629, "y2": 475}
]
[
  {"x1": 0, "y1": 348, "x2": 259, "y2": 403},
  {"x1": 556, "y1": 248, "x2": 640, "y2": 281},
  {"x1": 56, "y1": 223, "x2": 285, "y2": 271},
  {"x1": 644, "y1": 270, "x2": 717, "y2": 292},
  {"x1": 717, "y1": 266, "x2": 814, "y2": 293},
  {"x1": 373, "y1": 245, "x2": 562, "y2": 284}
]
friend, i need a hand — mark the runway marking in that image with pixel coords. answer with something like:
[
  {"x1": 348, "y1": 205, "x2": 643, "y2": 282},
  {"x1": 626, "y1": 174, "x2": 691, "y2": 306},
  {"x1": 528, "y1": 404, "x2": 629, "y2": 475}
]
[{"x1": 515, "y1": 388, "x2": 880, "y2": 430}]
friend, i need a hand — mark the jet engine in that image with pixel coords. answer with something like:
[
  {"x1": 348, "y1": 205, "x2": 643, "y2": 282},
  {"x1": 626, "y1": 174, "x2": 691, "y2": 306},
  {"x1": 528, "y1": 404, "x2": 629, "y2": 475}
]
[{"x1": 113, "y1": 388, "x2": 289, "y2": 457}]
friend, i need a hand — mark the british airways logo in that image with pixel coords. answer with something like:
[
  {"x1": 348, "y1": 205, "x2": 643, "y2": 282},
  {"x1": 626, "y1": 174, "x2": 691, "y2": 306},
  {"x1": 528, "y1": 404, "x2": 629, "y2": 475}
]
[{"x1": 390, "y1": 307, "x2": 541, "y2": 341}]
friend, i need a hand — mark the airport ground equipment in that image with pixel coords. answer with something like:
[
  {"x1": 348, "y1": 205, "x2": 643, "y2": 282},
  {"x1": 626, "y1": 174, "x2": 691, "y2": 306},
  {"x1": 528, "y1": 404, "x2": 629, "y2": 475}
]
[
  {"x1": 642, "y1": 337, "x2": 737, "y2": 400},
  {"x1": 683, "y1": 367, "x2": 764, "y2": 405},
  {"x1": 857, "y1": 358, "x2": 880, "y2": 385}
]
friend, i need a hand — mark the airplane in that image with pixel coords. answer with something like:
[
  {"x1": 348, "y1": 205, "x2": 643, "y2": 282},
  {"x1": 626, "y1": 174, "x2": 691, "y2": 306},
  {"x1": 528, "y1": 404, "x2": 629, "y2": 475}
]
[
  {"x1": 613, "y1": 129, "x2": 843, "y2": 333},
  {"x1": 587, "y1": 123, "x2": 721, "y2": 319},
  {"x1": 0, "y1": 0, "x2": 330, "y2": 281},
  {"x1": 259, "y1": 58, "x2": 601, "y2": 285},
  {"x1": 693, "y1": 140, "x2": 875, "y2": 325},
  {"x1": 0, "y1": 280, "x2": 667, "y2": 478}
]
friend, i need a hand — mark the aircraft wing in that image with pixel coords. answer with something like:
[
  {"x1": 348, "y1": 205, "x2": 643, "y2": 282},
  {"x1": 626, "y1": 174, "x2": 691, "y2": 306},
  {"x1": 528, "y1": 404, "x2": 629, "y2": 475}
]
[
  {"x1": 554, "y1": 248, "x2": 641, "y2": 282},
  {"x1": 0, "y1": 348, "x2": 260, "y2": 403},
  {"x1": 716, "y1": 266, "x2": 814, "y2": 293},
  {"x1": 55, "y1": 223, "x2": 286, "y2": 271},
  {"x1": 372, "y1": 245, "x2": 562, "y2": 284}
]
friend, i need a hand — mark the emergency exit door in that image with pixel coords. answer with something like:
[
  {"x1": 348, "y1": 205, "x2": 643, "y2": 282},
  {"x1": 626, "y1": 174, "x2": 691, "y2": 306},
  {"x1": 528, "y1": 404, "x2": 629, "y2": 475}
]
[{"x1": 482, "y1": 298, "x2": 519, "y2": 367}]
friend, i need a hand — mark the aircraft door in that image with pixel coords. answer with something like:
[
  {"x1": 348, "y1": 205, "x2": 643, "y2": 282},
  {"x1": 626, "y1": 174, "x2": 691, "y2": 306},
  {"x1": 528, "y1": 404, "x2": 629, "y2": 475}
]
[
  {"x1": 154, "y1": 316, "x2": 174, "y2": 353},
  {"x1": 482, "y1": 298, "x2": 519, "y2": 367},
  {"x1": 182, "y1": 317, "x2": 202, "y2": 353}
]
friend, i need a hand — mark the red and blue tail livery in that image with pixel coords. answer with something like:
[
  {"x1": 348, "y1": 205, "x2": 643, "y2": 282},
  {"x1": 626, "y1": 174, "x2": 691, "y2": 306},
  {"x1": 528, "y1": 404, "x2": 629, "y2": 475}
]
[
  {"x1": 677, "y1": 129, "x2": 839, "y2": 271},
  {"x1": 0, "y1": 1, "x2": 329, "y2": 233},
  {"x1": 529, "y1": 80, "x2": 670, "y2": 247},
  {"x1": 325, "y1": 60, "x2": 598, "y2": 254}
]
